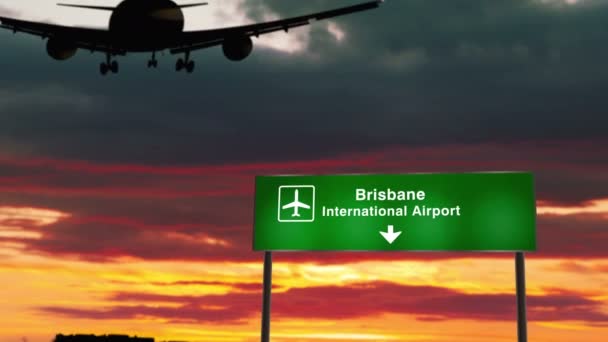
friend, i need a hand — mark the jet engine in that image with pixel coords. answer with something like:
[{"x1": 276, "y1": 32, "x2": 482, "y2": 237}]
[
  {"x1": 222, "y1": 36, "x2": 253, "y2": 61},
  {"x1": 46, "y1": 38, "x2": 78, "y2": 60}
]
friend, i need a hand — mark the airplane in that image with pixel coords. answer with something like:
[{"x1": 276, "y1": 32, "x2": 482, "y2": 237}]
[
  {"x1": 0, "y1": 0, "x2": 382, "y2": 75},
  {"x1": 282, "y1": 189, "x2": 310, "y2": 217}
]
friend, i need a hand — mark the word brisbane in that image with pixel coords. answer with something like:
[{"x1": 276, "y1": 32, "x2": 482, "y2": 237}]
[{"x1": 356, "y1": 188, "x2": 426, "y2": 201}]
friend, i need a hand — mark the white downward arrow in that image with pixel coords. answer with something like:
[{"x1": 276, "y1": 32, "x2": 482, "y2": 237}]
[{"x1": 380, "y1": 225, "x2": 402, "y2": 244}]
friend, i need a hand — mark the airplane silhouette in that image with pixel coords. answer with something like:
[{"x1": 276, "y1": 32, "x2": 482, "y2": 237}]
[
  {"x1": 282, "y1": 189, "x2": 311, "y2": 217},
  {"x1": 0, "y1": 0, "x2": 382, "y2": 75}
]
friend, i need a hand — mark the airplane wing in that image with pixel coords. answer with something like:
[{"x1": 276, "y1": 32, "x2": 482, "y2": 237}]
[
  {"x1": 282, "y1": 203, "x2": 297, "y2": 209},
  {"x1": 282, "y1": 202, "x2": 310, "y2": 210},
  {"x1": 0, "y1": 16, "x2": 121, "y2": 54},
  {"x1": 297, "y1": 202, "x2": 311, "y2": 209},
  {"x1": 170, "y1": 0, "x2": 382, "y2": 54}
]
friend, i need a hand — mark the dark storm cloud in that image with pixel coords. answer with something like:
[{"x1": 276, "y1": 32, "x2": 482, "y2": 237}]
[
  {"x1": 39, "y1": 281, "x2": 608, "y2": 325},
  {"x1": 0, "y1": 0, "x2": 607, "y2": 164},
  {"x1": 1, "y1": 2, "x2": 608, "y2": 265}
]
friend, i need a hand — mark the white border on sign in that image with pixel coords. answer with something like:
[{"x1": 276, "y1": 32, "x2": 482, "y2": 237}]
[{"x1": 277, "y1": 185, "x2": 315, "y2": 223}]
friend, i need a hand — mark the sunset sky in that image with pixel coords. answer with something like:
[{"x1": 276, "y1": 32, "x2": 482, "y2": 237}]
[{"x1": 0, "y1": 1, "x2": 607, "y2": 342}]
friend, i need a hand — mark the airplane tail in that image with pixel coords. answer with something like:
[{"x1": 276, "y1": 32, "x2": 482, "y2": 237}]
[{"x1": 57, "y1": 2, "x2": 208, "y2": 11}]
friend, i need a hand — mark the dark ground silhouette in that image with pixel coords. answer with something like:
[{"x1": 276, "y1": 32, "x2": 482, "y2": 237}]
[{"x1": 54, "y1": 334, "x2": 154, "y2": 342}]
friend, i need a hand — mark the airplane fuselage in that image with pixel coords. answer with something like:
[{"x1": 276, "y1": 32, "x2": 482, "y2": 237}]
[{"x1": 109, "y1": 0, "x2": 186, "y2": 51}]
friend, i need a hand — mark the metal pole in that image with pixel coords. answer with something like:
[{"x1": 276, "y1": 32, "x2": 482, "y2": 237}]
[
  {"x1": 515, "y1": 252, "x2": 527, "y2": 342},
  {"x1": 261, "y1": 251, "x2": 273, "y2": 342}
]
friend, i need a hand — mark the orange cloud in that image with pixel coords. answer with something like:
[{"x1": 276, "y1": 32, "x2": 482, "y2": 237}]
[
  {"x1": 39, "y1": 281, "x2": 608, "y2": 325},
  {"x1": 537, "y1": 199, "x2": 608, "y2": 216},
  {"x1": 0, "y1": 206, "x2": 69, "y2": 240}
]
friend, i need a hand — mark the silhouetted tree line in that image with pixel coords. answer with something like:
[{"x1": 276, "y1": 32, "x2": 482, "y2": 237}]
[{"x1": 54, "y1": 335, "x2": 154, "y2": 342}]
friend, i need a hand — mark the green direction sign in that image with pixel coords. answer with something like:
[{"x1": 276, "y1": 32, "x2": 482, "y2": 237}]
[{"x1": 253, "y1": 172, "x2": 536, "y2": 252}]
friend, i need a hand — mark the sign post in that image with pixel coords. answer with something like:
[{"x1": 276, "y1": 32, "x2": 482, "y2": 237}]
[
  {"x1": 516, "y1": 252, "x2": 527, "y2": 342},
  {"x1": 260, "y1": 251, "x2": 272, "y2": 342},
  {"x1": 253, "y1": 172, "x2": 536, "y2": 341}
]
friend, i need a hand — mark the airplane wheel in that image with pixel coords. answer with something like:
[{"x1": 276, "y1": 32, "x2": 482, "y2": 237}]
[
  {"x1": 176, "y1": 58, "x2": 184, "y2": 71},
  {"x1": 147, "y1": 60, "x2": 152, "y2": 68},
  {"x1": 186, "y1": 60, "x2": 195, "y2": 73},
  {"x1": 100, "y1": 63, "x2": 109, "y2": 75},
  {"x1": 110, "y1": 61, "x2": 119, "y2": 73},
  {"x1": 152, "y1": 60, "x2": 158, "y2": 68}
]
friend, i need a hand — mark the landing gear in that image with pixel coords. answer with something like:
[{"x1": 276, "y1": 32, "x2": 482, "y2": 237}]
[
  {"x1": 147, "y1": 51, "x2": 158, "y2": 68},
  {"x1": 111, "y1": 61, "x2": 119, "y2": 73},
  {"x1": 176, "y1": 51, "x2": 195, "y2": 73},
  {"x1": 100, "y1": 53, "x2": 119, "y2": 75},
  {"x1": 186, "y1": 60, "x2": 195, "y2": 73},
  {"x1": 176, "y1": 58, "x2": 195, "y2": 73}
]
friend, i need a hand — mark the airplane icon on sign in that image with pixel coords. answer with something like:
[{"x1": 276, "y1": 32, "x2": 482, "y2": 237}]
[{"x1": 281, "y1": 189, "x2": 311, "y2": 217}]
